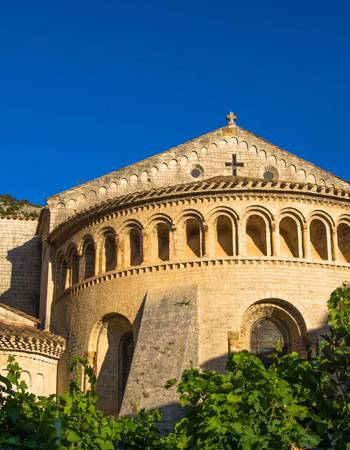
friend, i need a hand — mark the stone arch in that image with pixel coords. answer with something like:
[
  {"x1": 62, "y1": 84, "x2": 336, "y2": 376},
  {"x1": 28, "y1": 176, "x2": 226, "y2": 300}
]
[
  {"x1": 185, "y1": 218, "x2": 204, "y2": 258},
  {"x1": 216, "y1": 215, "x2": 234, "y2": 256},
  {"x1": 119, "y1": 220, "x2": 143, "y2": 267},
  {"x1": 246, "y1": 215, "x2": 268, "y2": 256},
  {"x1": 208, "y1": 207, "x2": 239, "y2": 257},
  {"x1": 277, "y1": 211, "x2": 304, "y2": 258},
  {"x1": 308, "y1": 212, "x2": 333, "y2": 261},
  {"x1": 96, "y1": 227, "x2": 117, "y2": 273},
  {"x1": 336, "y1": 218, "x2": 350, "y2": 263},
  {"x1": 21, "y1": 370, "x2": 32, "y2": 388},
  {"x1": 55, "y1": 252, "x2": 68, "y2": 293},
  {"x1": 175, "y1": 208, "x2": 205, "y2": 227},
  {"x1": 34, "y1": 373, "x2": 45, "y2": 396},
  {"x1": 98, "y1": 228, "x2": 117, "y2": 273},
  {"x1": 244, "y1": 208, "x2": 273, "y2": 257},
  {"x1": 88, "y1": 313, "x2": 135, "y2": 415},
  {"x1": 146, "y1": 214, "x2": 173, "y2": 262},
  {"x1": 309, "y1": 219, "x2": 329, "y2": 260},
  {"x1": 67, "y1": 244, "x2": 80, "y2": 287},
  {"x1": 239, "y1": 299, "x2": 307, "y2": 359},
  {"x1": 176, "y1": 210, "x2": 205, "y2": 259},
  {"x1": 82, "y1": 236, "x2": 96, "y2": 279}
]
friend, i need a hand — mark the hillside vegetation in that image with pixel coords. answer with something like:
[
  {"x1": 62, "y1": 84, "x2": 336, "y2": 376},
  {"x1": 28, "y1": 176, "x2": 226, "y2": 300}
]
[{"x1": 0, "y1": 194, "x2": 41, "y2": 219}]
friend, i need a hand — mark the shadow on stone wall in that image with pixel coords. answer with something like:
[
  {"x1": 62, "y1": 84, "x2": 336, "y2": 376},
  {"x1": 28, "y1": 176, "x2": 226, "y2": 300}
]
[
  {"x1": 156, "y1": 319, "x2": 331, "y2": 431},
  {"x1": 1, "y1": 237, "x2": 42, "y2": 317}
]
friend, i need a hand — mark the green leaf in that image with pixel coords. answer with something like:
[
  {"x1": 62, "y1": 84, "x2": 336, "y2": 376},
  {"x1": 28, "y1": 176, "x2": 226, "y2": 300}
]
[{"x1": 66, "y1": 430, "x2": 80, "y2": 443}]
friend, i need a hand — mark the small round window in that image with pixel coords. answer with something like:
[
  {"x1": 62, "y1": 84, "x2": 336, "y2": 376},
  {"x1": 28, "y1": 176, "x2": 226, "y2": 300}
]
[
  {"x1": 190, "y1": 166, "x2": 204, "y2": 178},
  {"x1": 263, "y1": 170, "x2": 275, "y2": 181}
]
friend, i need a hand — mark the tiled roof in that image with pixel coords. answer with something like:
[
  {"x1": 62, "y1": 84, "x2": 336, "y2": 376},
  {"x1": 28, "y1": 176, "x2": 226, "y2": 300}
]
[{"x1": 0, "y1": 321, "x2": 65, "y2": 359}]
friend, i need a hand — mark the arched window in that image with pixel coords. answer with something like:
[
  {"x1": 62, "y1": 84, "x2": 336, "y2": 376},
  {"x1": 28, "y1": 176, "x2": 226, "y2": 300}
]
[
  {"x1": 57, "y1": 257, "x2": 67, "y2": 292},
  {"x1": 310, "y1": 219, "x2": 328, "y2": 260},
  {"x1": 70, "y1": 249, "x2": 80, "y2": 286},
  {"x1": 216, "y1": 215, "x2": 234, "y2": 256},
  {"x1": 92, "y1": 315, "x2": 134, "y2": 415},
  {"x1": 337, "y1": 223, "x2": 350, "y2": 263},
  {"x1": 105, "y1": 235, "x2": 116, "y2": 272},
  {"x1": 250, "y1": 319, "x2": 286, "y2": 366},
  {"x1": 156, "y1": 223, "x2": 170, "y2": 261},
  {"x1": 118, "y1": 331, "x2": 135, "y2": 410},
  {"x1": 185, "y1": 218, "x2": 203, "y2": 258},
  {"x1": 84, "y1": 241, "x2": 95, "y2": 279},
  {"x1": 279, "y1": 217, "x2": 299, "y2": 258},
  {"x1": 246, "y1": 215, "x2": 268, "y2": 256},
  {"x1": 129, "y1": 227, "x2": 143, "y2": 266}
]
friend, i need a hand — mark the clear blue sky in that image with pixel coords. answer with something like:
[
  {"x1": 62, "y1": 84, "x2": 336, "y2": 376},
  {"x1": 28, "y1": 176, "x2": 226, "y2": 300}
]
[{"x1": 0, "y1": 1, "x2": 349, "y2": 205}]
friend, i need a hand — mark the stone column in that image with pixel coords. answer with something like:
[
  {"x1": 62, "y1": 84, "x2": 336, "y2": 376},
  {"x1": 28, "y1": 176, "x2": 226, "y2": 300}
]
[
  {"x1": 267, "y1": 223, "x2": 277, "y2": 256},
  {"x1": 142, "y1": 231, "x2": 151, "y2": 264},
  {"x1": 169, "y1": 227, "x2": 176, "y2": 261},
  {"x1": 203, "y1": 224, "x2": 209, "y2": 257},
  {"x1": 297, "y1": 223, "x2": 303, "y2": 258},
  {"x1": 238, "y1": 219, "x2": 246, "y2": 257},
  {"x1": 303, "y1": 224, "x2": 311, "y2": 260},
  {"x1": 95, "y1": 240, "x2": 101, "y2": 275},
  {"x1": 331, "y1": 228, "x2": 338, "y2": 262}
]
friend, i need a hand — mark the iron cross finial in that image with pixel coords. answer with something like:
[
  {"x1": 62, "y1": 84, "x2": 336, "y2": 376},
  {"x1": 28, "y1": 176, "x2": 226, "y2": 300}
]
[{"x1": 226, "y1": 111, "x2": 237, "y2": 126}]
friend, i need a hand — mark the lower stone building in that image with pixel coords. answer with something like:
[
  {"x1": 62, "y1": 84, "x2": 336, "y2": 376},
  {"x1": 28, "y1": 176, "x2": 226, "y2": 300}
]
[{"x1": 1, "y1": 113, "x2": 349, "y2": 420}]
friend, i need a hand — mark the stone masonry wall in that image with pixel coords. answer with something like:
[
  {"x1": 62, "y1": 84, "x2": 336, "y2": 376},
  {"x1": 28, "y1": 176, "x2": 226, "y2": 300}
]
[
  {"x1": 0, "y1": 351, "x2": 59, "y2": 396},
  {"x1": 0, "y1": 218, "x2": 41, "y2": 316},
  {"x1": 120, "y1": 285, "x2": 199, "y2": 427}
]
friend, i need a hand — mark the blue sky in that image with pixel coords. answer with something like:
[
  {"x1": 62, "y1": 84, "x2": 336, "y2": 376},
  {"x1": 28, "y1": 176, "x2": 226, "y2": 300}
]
[{"x1": 0, "y1": 1, "x2": 349, "y2": 205}]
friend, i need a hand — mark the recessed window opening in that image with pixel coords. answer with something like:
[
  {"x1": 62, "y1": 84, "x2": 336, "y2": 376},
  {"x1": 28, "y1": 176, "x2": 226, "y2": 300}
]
[
  {"x1": 129, "y1": 227, "x2": 143, "y2": 266},
  {"x1": 216, "y1": 215, "x2": 234, "y2": 256},
  {"x1": 156, "y1": 223, "x2": 170, "y2": 261},
  {"x1": 246, "y1": 215, "x2": 268, "y2": 256}
]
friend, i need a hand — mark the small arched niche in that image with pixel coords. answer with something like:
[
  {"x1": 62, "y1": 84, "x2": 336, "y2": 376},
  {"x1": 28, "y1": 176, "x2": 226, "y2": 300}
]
[
  {"x1": 279, "y1": 217, "x2": 300, "y2": 258},
  {"x1": 246, "y1": 215, "x2": 268, "y2": 256},
  {"x1": 129, "y1": 227, "x2": 143, "y2": 266},
  {"x1": 156, "y1": 222, "x2": 170, "y2": 261},
  {"x1": 185, "y1": 218, "x2": 203, "y2": 258},
  {"x1": 83, "y1": 240, "x2": 95, "y2": 279},
  {"x1": 337, "y1": 223, "x2": 350, "y2": 263},
  {"x1": 216, "y1": 215, "x2": 234, "y2": 256},
  {"x1": 310, "y1": 219, "x2": 328, "y2": 261}
]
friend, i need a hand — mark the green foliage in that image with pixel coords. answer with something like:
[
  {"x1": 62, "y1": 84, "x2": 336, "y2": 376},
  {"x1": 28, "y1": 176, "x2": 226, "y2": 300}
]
[
  {"x1": 273, "y1": 284, "x2": 350, "y2": 449},
  {"x1": 0, "y1": 356, "x2": 167, "y2": 449},
  {"x1": 170, "y1": 352, "x2": 319, "y2": 449},
  {"x1": 1, "y1": 285, "x2": 350, "y2": 449}
]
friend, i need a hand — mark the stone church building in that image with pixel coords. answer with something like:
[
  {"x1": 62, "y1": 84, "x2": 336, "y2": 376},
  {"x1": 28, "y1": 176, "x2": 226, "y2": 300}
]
[{"x1": 1, "y1": 113, "x2": 350, "y2": 420}]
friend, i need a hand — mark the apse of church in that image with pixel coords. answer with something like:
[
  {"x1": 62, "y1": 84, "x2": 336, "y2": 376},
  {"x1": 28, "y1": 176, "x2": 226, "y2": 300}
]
[{"x1": 1, "y1": 113, "x2": 350, "y2": 418}]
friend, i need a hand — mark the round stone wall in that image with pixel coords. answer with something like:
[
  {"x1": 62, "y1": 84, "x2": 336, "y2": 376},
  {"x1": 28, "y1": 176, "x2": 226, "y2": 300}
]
[{"x1": 48, "y1": 179, "x2": 350, "y2": 412}]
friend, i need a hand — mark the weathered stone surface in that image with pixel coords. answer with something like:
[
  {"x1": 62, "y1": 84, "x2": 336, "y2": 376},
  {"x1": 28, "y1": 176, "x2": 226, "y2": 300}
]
[
  {"x1": 120, "y1": 285, "x2": 199, "y2": 425},
  {"x1": 0, "y1": 218, "x2": 41, "y2": 316}
]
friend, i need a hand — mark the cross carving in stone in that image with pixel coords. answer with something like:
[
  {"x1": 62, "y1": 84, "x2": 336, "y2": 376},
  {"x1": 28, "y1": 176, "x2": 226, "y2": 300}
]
[
  {"x1": 226, "y1": 111, "x2": 237, "y2": 126},
  {"x1": 225, "y1": 154, "x2": 244, "y2": 177}
]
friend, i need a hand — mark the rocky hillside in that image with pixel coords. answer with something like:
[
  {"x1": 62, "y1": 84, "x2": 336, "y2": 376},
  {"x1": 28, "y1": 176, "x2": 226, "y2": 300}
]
[{"x1": 0, "y1": 194, "x2": 41, "y2": 219}]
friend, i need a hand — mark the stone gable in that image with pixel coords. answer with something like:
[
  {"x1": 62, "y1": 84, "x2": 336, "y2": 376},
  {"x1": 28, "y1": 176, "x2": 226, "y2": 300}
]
[{"x1": 46, "y1": 119, "x2": 349, "y2": 230}]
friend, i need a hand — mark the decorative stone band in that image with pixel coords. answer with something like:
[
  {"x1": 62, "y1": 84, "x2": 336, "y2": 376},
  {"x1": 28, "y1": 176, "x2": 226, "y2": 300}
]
[
  {"x1": 55, "y1": 255, "x2": 350, "y2": 303},
  {"x1": 0, "y1": 322, "x2": 65, "y2": 359},
  {"x1": 48, "y1": 175, "x2": 350, "y2": 243}
]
